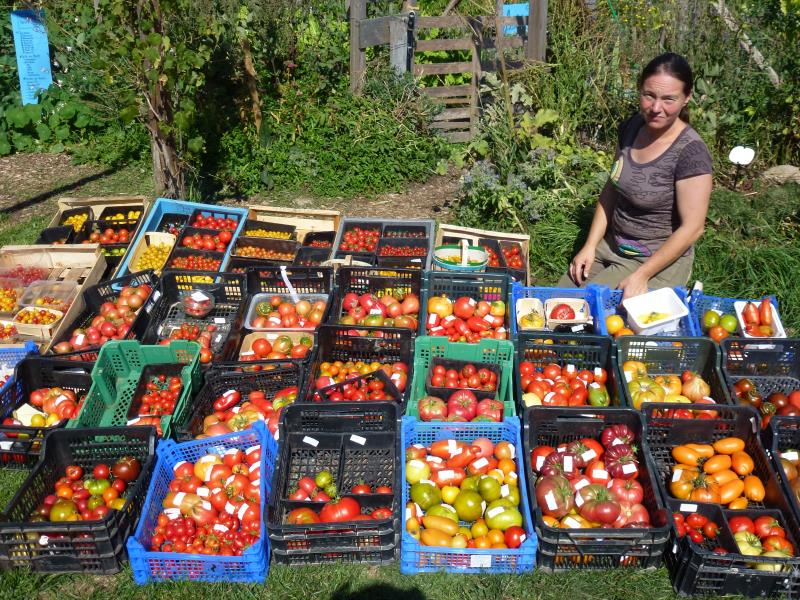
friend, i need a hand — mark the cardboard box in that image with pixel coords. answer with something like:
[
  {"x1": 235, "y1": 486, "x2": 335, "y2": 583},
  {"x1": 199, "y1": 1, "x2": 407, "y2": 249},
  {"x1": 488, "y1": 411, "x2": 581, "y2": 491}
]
[
  {"x1": 248, "y1": 205, "x2": 341, "y2": 245},
  {"x1": 435, "y1": 223, "x2": 531, "y2": 285}
]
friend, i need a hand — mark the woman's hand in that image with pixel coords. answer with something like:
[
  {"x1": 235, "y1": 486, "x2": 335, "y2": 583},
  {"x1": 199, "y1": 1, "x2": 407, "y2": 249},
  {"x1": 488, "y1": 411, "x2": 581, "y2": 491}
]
[
  {"x1": 569, "y1": 246, "x2": 596, "y2": 285},
  {"x1": 618, "y1": 270, "x2": 649, "y2": 299}
]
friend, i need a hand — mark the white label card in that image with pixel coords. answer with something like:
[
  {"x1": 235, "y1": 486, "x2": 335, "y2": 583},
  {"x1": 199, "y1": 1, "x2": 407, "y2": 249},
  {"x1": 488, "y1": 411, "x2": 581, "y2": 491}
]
[
  {"x1": 679, "y1": 503, "x2": 697, "y2": 513},
  {"x1": 350, "y1": 434, "x2": 366, "y2": 445},
  {"x1": 470, "y1": 555, "x2": 491, "y2": 568},
  {"x1": 621, "y1": 462, "x2": 638, "y2": 475},
  {"x1": 302, "y1": 436, "x2": 319, "y2": 447}
]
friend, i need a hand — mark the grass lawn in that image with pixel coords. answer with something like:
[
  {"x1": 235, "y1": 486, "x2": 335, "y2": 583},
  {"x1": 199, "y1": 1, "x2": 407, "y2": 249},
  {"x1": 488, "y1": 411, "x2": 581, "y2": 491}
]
[{"x1": 0, "y1": 181, "x2": 792, "y2": 600}]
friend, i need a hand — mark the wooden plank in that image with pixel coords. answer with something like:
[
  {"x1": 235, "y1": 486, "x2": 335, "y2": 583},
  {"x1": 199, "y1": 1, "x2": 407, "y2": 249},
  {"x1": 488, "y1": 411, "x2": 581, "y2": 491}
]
[
  {"x1": 389, "y1": 17, "x2": 409, "y2": 74},
  {"x1": 413, "y1": 61, "x2": 473, "y2": 76},
  {"x1": 358, "y1": 16, "x2": 391, "y2": 48},
  {"x1": 415, "y1": 37, "x2": 473, "y2": 52},
  {"x1": 482, "y1": 35, "x2": 525, "y2": 50},
  {"x1": 433, "y1": 108, "x2": 472, "y2": 121},
  {"x1": 349, "y1": 0, "x2": 367, "y2": 92},
  {"x1": 528, "y1": 0, "x2": 547, "y2": 61},
  {"x1": 439, "y1": 96, "x2": 472, "y2": 105},
  {"x1": 416, "y1": 15, "x2": 480, "y2": 29},
  {"x1": 444, "y1": 130, "x2": 474, "y2": 143},
  {"x1": 418, "y1": 84, "x2": 472, "y2": 97},
  {"x1": 430, "y1": 120, "x2": 472, "y2": 130}
]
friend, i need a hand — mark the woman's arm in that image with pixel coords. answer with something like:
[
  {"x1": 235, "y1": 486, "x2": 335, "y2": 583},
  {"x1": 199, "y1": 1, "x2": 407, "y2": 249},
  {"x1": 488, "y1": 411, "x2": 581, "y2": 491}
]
[
  {"x1": 618, "y1": 173, "x2": 712, "y2": 298},
  {"x1": 569, "y1": 180, "x2": 616, "y2": 284}
]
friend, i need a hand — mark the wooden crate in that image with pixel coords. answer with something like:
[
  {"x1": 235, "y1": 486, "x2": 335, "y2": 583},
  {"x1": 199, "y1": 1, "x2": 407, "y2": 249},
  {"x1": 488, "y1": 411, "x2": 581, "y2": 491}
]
[
  {"x1": 248, "y1": 205, "x2": 341, "y2": 245},
  {"x1": 48, "y1": 195, "x2": 150, "y2": 230},
  {"x1": 0, "y1": 245, "x2": 106, "y2": 345},
  {"x1": 435, "y1": 223, "x2": 531, "y2": 285}
]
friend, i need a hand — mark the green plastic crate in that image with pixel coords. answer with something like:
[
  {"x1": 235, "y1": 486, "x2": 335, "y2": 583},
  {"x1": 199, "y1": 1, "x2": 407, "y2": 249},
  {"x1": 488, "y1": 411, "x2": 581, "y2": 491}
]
[
  {"x1": 405, "y1": 336, "x2": 516, "y2": 418},
  {"x1": 67, "y1": 340, "x2": 201, "y2": 438}
]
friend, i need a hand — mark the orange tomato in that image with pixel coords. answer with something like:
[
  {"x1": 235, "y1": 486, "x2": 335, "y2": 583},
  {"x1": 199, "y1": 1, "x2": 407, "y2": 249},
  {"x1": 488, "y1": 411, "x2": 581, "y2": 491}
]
[
  {"x1": 713, "y1": 437, "x2": 746, "y2": 455},
  {"x1": 615, "y1": 328, "x2": 635, "y2": 338},
  {"x1": 711, "y1": 469, "x2": 739, "y2": 486},
  {"x1": 622, "y1": 361, "x2": 647, "y2": 378},
  {"x1": 541, "y1": 516, "x2": 560, "y2": 528},
  {"x1": 689, "y1": 476, "x2": 720, "y2": 503},
  {"x1": 670, "y1": 480, "x2": 694, "y2": 500},
  {"x1": 497, "y1": 458, "x2": 516, "y2": 477},
  {"x1": 487, "y1": 529, "x2": 505, "y2": 545},
  {"x1": 102, "y1": 487, "x2": 119, "y2": 504},
  {"x1": 55, "y1": 485, "x2": 74, "y2": 499},
  {"x1": 491, "y1": 542, "x2": 508, "y2": 549},
  {"x1": 686, "y1": 444, "x2": 715, "y2": 459},
  {"x1": 494, "y1": 441, "x2": 514, "y2": 460},
  {"x1": 655, "y1": 375, "x2": 682, "y2": 395},
  {"x1": 718, "y1": 479, "x2": 745, "y2": 504},
  {"x1": 672, "y1": 446, "x2": 700, "y2": 466},
  {"x1": 728, "y1": 497, "x2": 749, "y2": 509},
  {"x1": 743, "y1": 475, "x2": 765, "y2": 502},
  {"x1": 703, "y1": 454, "x2": 732, "y2": 474},
  {"x1": 474, "y1": 536, "x2": 491, "y2": 549},
  {"x1": 731, "y1": 451, "x2": 755, "y2": 476}
]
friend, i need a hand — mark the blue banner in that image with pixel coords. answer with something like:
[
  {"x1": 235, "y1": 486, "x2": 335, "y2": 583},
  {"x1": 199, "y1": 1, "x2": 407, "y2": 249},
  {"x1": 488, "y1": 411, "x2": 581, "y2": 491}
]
[
  {"x1": 10, "y1": 9, "x2": 53, "y2": 105},
  {"x1": 503, "y1": 3, "x2": 529, "y2": 36}
]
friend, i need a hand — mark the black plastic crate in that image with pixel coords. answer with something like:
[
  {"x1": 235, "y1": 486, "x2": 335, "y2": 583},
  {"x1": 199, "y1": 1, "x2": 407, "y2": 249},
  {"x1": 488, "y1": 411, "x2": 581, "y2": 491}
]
[
  {"x1": 126, "y1": 363, "x2": 185, "y2": 420},
  {"x1": 425, "y1": 357, "x2": 500, "y2": 401},
  {"x1": 267, "y1": 402, "x2": 399, "y2": 562},
  {"x1": 764, "y1": 417, "x2": 800, "y2": 530},
  {"x1": 231, "y1": 236, "x2": 299, "y2": 265},
  {"x1": 225, "y1": 256, "x2": 280, "y2": 273},
  {"x1": 334, "y1": 221, "x2": 382, "y2": 253},
  {"x1": 173, "y1": 362, "x2": 304, "y2": 441},
  {"x1": 523, "y1": 407, "x2": 670, "y2": 571},
  {"x1": 616, "y1": 336, "x2": 733, "y2": 408},
  {"x1": 330, "y1": 267, "x2": 422, "y2": 334},
  {"x1": 333, "y1": 251, "x2": 377, "y2": 265},
  {"x1": 304, "y1": 325, "x2": 414, "y2": 401},
  {"x1": 516, "y1": 332, "x2": 624, "y2": 410},
  {"x1": 665, "y1": 497, "x2": 800, "y2": 597},
  {"x1": 419, "y1": 271, "x2": 511, "y2": 336},
  {"x1": 0, "y1": 426, "x2": 157, "y2": 574},
  {"x1": 95, "y1": 205, "x2": 143, "y2": 229},
  {"x1": 187, "y1": 208, "x2": 242, "y2": 230},
  {"x1": 271, "y1": 542, "x2": 397, "y2": 566},
  {"x1": 309, "y1": 369, "x2": 402, "y2": 405},
  {"x1": 643, "y1": 403, "x2": 787, "y2": 513},
  {"x1": 246, "y1": 265, "x2": 333, "y2": 296},
  {"x1": 302, "y1": 230, "x2": 335, "y2": 248},
  {"x1": 35, "y1": 225, "x2": 75, "y2": 245},
  {"x1": 58, "y1": 206, "x2": 92, "y2": 229},
  {"x1": 722, "y1": 337, "x2": 800, "y2": 401},
  {"x1": 165, "y1": 247, "x2": 225, "y2": 271},
  {"x1": 154, "y1": 212, "x2": 187, "y2": 235},
  {"x1": 376, "y1": 238, "x2": 429, "y2": 270},
  {"x1": 141, "y1": 270, "x2": 246, "y2": 363},
  {"x1": 48, "y1": 270, "x2": 159, "y2": 362},
  {"x1": 382, "y1": 225, "x2": 427, "y2": 239},
  {"x1": 293, "y1": 247, "x2": 331, "y2": 267},
  {"x1": 241, "y1": 219, "x2": 296, "y2": 240},
  {"x1": 0, "y1": 357, "x2": 94, "y2": 468},
  {"x1": 174, "y1": 226, "x2": 234, "y2": 255}
]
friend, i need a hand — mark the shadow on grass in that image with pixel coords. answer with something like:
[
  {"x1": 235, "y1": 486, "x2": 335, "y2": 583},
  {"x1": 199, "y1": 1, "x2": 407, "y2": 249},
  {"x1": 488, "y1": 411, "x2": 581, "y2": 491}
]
[
  {"x1": 332, "y1": 582, "x2": 427, "y2": 600},
  {"x1": 0, "y1": 166, "x2": 116, "y2": 215}
]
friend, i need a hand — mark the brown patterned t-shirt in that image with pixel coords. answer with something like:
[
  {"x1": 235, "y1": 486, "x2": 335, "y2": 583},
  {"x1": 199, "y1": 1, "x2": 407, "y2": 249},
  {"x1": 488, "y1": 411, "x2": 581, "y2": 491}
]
[{"x1": 607, "y1": 114, "x2": 712, "y2": 257}]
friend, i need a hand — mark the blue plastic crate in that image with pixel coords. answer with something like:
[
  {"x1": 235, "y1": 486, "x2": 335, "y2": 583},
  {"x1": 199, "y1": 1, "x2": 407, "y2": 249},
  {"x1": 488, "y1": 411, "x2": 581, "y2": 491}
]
[
  {"x1": 0, "y1": 342, "x2": 38, "y2": 397},
  {"x1": 688, "y1": 292, "x2": 779, "y2": 337},
  {"x1": 592, "y1": 284, "x2": 699, "y2": 336},
  {"x1": 115, "y1": 198, "x2": 249, "y2": 281},
  {"x1": 510, "y1": 282, "x2": 604, "y2": 337},
  {"x1": 399, "y1": 416, "x2": 537, "y2": 574},
  {"x1": 127, "y1": 421, "x2": 276, "y2": 584}
]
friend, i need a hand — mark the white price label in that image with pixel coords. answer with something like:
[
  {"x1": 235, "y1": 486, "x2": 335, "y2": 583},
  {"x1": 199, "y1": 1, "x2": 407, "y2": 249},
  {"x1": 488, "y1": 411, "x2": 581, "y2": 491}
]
[
  {"x1": 302, "y1": 436, "x2": 319, "y2": 447},
  {"x1": 472, "y1": 457, "x2": 489, "y2": 470},
  {"x1": 563, "y1": 517, "x2": 582, "y2": 528},
  {"x1": 535, "y1": 455, "x2": 546, "y2": 471},
  {"x1": 501, "y1": 484, "x2": 510, "y2": 497},
  {"x1": 468, "y1": 298, "x2": 476, "y2": 306},
  {"x1": 544, "y1": 490, "x2": 558, "y2": 511},
  {"x1": 350, "y1": 434, "x2": 366, "y2": 445},
  {"x1": 672, "y1": 469, "x2": 683, "y2": 482},
  {"x1": 213, "y1": 524, "x2": 229, "y2": 533},
  {"x1": 152, "y1": 290, "x2": 161, "y2": 302},
  {"x1": 486, "y1": 506, "x2": 505, "y2": 519},
  {"x1": 196, "y1": 487, "x2": 210, "y2": 498},
  {"x1": 563, "y1": 455, "x2": 574, "y2": 473},
  {"x1": 593, "y1": 469, "x2": 608, "y2": 481},
  {"x1": 624, "y1": 371, "x2": 633, "y2": 383},
  {"x1": 74, "y1": 334, "x2": 85, "y2": 346},
  {"x1": 427, "y1": 456, "x2": 443, "y2": 464},
  {"x1": 214, "y1": 317, "x2": 226, "y2": 324},
  {"x1": 783, "y1": 451, "x2": 799, "y2": 462},
  {"x1": 611, "y1": 438, "x2": 625, "y2": 447},
  {"x1": 369, "y1": 308, "x2": 383, "y2": 315},
  {"x1": 621, "y1": 462, "x2": 638, "y2": 475},
  {"x1": 679, "y1": 503, "x2": 698, "y2": 513},
  {"x1": 191, "y1": 291, "x2": 209, "y2": 302},
  {"x1": 574, "y1": 478, "x2": 590, "y2": 491},
  {"x1": 447, "y1": 439, "x2": 458, "y2": 455},
  {"x1": 581, "y1": 449, "x2": 597, "y2": 463},
  {"x1": 438, "y1": 470, "x2": 456, "y2": 481},
  {"x1": 470, "y1": 555, "x2": 491, "y2": 568},
  {"x1": 575, "y1": 493, "x2": 584, "y2": 507},
  {"x1": 39, "y1": 535, "x2": 49, "y2": 546},
  {"x1": 483, "y1": 314, "x2": 495, "y2": 324},
  {"x1": 565, "y1": 364, "x2": 576, "y2": 374},
  {"x1": 571, "y1": 325, "x2": 582, "y2": 332}
]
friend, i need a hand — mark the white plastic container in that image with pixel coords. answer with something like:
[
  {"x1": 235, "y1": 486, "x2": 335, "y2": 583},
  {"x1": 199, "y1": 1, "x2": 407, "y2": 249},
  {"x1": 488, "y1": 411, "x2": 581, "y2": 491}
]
[
  {"x1": 544, "y1": 298, "x2": 592, "y2": 329},
  {"x1": 733, "y1": 300, "x2": 786, "y2": 338},
  {"x1": 515, "y1": 298, "x2": 546, "y2": 331},
  {"x1": 622, "y1": 288, "x2": 689, "y2": 335}
]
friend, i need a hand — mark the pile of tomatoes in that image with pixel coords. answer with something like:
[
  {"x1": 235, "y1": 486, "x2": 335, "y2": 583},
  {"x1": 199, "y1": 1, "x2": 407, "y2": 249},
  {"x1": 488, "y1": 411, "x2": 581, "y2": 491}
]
[
  {"x1": 482, "y1": 245, "x2": 501, "y2": 268},
  {"x1": 285, "y1": 469, "x2": 392, "y2": 524},
  {"x1": 405, "y1": 437, "x2": 525, "y2": 549},
  {"x1": 250, "y1": 295, "x2": 327, "y2": 329},
  {"x1": 669, "y1": 437, "x2": 765, "y2": 508},
  {"x1": 168, "y1": 254, "x2": 222, "y2": 271},
  {"x1": 240, "y1": 334, "x2": 312, "y2": 361},
  {"x1": 197, "y1": 387, "x2": 296, "y2": 438},
  {"x1": 136, "y1": 373, "x2": 183, "y2": 417},
  {"x1": 234, "y1": 245, "x2": 295, "y2": 261},
  {"x1": 502, "y1": 243, "x2": 524, "y2": 269},
  {"x1": 1, "y1": 265, "x2": 49, "y2": 286},
  {"x1": 14, "y1": 307, "x2": 60, "y2": 325},
  {"x1": 425, "y1": 296, "x2": 507, "y2": 343},
  {"x1": 312, "y1": 372, "x2": 397, "y2": 402},
  {"x1": 338, "y1": 227, "x2": 380, "y2": 253},
  {"x1": 673, "y1": 511, "x2": 723, "y2": 550},
  {"x1": 315, "y1": 360, "x2": 408, "y2": 396},
  {"x1": 162, "y1": 323, "x2": 216, "y2": 364},
  {"x1": 86, "y1": 227, "x2": 131, "y2": 246},
  {"x1": 531, "y1": 423, "x2": 652, "y2": 529},
  {"x1": 377, "y1": 245, "x2": 427, "y2": 257},
  {"x1": 190, "y1": 214, "x2": 239, "y2": 231},
  {"x1": 153, "y1": 445, "x2": 262, "y2": 555},
  {"x1": 181, "y1": 230, "x2": 232, "y2": 253},
  {"x1": 31, "y1": 457, "x2": 141, "y2": 522},
  {"x1": 429, "y1": 362, "x2": 497, "y2": 393},
  {"x1": 417, "y1": 390, "x2": 503, "y2": 422},
  {"x1": 519, "y1": 361, "x2": 610, "y2": 408},
  {"x1": 728, "y1": 514, "x2": 795, "y2": 559},
  {"x1": 337, "y1": 291, "x2": 419, "y2": 330},
  {"x1": 732, "y1": 378, "x2": 800, "y2": 429}
]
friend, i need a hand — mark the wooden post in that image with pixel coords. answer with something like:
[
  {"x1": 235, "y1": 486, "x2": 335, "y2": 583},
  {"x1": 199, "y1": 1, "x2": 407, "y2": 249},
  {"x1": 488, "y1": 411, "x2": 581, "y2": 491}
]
[
  {"x1": 389, "y1": 16, "x2": 409, "y2": 76},
  {"x1": 349, "y1": 0, "x2": 367, "y2": 93},
  {"x1": 527, "y1": 0, "x2": 547, "y2": 61}
]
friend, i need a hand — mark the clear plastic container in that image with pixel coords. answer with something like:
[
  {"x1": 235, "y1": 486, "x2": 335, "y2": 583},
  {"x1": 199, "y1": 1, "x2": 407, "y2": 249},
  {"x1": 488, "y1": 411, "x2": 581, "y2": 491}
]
[
  {"x1": 180, "y1": 289, "x2": 216, "y2": 318},
  {"x1": 19, "y1": 280, "x2": 79, "y2": 313},
  {"x1": 0, "y1": 277, "x2": 24, "y2": 317}
]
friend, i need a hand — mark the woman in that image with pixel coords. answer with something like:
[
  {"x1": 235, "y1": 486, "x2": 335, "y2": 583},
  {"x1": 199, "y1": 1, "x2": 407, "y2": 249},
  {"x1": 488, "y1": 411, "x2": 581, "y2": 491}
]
[{"x1": 558, "y1": 53, "x2": 713, "y2": 299}]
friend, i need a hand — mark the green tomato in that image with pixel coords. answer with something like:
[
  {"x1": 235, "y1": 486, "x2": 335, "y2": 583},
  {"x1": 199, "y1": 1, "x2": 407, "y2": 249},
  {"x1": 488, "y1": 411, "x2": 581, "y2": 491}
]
[
  {"x1": 453, "y1": 490, "x2": 484, "y2": 522},
  {"x1": 478, "y1": 476, "x2": 501, "y2": 501},
  {"x1": 49, "y1": 499, "x2": 78, "y2": 522},
  {"x1": 410, "y1": 482, "x2": 441, "y2": 510},
  {"x1": 484, "y1": 505, "x2": 523, "y2": 532},
  {"x1": 315, "y1": 470, "x2": 333, "y2": 489},
  {"x1": 504, "y1": 486, "x2": 521, "y2": 506},
  {"x1": 460, "y1": 475, "x2": 480, "y2": 492},
  {"x1": 84, "y1": 478, "x2": 110, "y2": 496},
  {"x1": 87, "y1": 495, "x2": 105, "y2": 511},
  {"x1": 426, "y1": 504, "x2": 458, "y2": 522}
]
